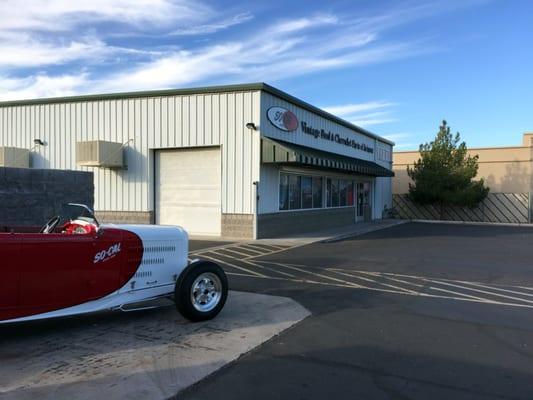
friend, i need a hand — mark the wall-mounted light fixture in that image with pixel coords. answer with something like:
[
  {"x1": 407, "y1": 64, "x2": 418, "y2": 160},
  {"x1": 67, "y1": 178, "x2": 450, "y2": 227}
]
[
  {"x1": 245, "y1": 122, "x2": 257, "y2": 131},
  {"x1": 33, "y1": 138, "x2": 45, "y2": 146}
]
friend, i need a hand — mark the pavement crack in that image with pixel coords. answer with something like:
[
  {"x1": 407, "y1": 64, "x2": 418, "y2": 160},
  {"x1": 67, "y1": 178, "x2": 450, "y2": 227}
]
[{"x1": 274, "y1": 354, "x2": 523, "y2": 400}]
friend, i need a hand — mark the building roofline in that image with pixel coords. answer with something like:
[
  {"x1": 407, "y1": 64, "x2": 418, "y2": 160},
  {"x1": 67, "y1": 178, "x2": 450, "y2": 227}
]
[
  {"x1": 395, "y1": 144, "x2": 530, "y2": 154},
  {"x1": 0, "y1": 82, "x2": 394, "y2": 146}
]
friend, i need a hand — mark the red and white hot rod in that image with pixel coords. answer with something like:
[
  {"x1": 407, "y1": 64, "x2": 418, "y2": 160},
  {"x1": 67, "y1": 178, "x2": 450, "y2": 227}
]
[{"x1": 0, "y1": 204, "x2": 228, "y2": 324}]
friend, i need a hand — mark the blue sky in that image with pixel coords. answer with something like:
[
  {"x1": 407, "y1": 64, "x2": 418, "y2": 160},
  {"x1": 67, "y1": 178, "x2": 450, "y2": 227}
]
[{"x1": 0, "y1": 0, "x2": 531, "y2": 149}]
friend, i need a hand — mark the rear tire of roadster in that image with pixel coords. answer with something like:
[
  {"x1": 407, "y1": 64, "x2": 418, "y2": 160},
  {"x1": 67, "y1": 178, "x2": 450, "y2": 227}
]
[{"x1": 175, "y1": 261, "x2": 228, "y2": 322}]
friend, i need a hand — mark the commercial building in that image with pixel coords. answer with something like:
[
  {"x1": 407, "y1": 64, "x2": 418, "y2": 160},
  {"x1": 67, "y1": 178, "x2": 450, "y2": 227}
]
[{"x1": 0, "y1": 83, "x2": 394, "y2": 239}]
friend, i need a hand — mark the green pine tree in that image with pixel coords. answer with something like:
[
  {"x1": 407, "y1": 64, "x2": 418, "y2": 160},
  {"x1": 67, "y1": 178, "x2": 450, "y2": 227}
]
[{"x1": 407, "y1": 120, "x2": 489, "y2": 215}]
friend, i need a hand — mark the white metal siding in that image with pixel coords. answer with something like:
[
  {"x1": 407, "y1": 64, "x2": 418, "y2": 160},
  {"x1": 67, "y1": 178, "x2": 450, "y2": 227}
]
[{"x1": 0, "y1": 91, "x2": 261, "y2": 215}]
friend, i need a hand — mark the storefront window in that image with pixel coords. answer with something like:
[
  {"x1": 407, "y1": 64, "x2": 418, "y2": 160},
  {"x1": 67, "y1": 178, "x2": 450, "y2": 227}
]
[
  {"x1": 279, "y1": 173, "x2": 323, "y2": 211},
  {"x1": 282, "y1": 174, "x2": 364, "y2": 211},
  {"x1": 339, "y1": 180, "x2": 347, "y2": 206},
  {"x1": 331, "y1": 179, "x2": 339, "y2": 207},
  {"x1": 289, "y1": 175, "x2": 301, "y2": 210},
  {"x1": 312, "y1": 177, "x2": 323, "y2": 208},
  {"x1": 302, "y1": 176, "x2": 313, "y2": 209},
  {"x1": 347, "y1": 182, "x2": 354, "y2": 206},
  {"x1": 327, "y1": 178, "x2": 356, "y2": 208},
  {"x1": 279, "y1": 174, "x2": 289, "y2": 210}
]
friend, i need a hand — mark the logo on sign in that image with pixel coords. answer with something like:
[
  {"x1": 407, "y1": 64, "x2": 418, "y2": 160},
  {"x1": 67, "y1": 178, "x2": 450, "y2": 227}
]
[{"x1": 267, "y1": 107, "x2": 298, "y2": 132}]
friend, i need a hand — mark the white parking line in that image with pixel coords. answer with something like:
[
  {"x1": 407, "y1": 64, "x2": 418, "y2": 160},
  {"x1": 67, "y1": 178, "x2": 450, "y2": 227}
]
[
  {"x1": 225, "y1": 265, "x2": 533, "y2": 309},
  {"x1": 200, "y1": 254, "x2": 267, "y2": 278},
  {"x1": 265, "y1": 262, "x2": 364, "y2": 288},
  {"x1": 356, "y1": 270, "x2": 533, "y2": 304},
  {"x1": 360, "y1": 271, "x2": 498, "y2": 303},
  {"x1": 216, "y1": 248, "x2": 259, "y2": 259},
  {"x1": 330, "y1": 270, "x2": 419, "y2": 294},
  {"x1": 451, "y1": 280, "x2": 533, "y2": 299},
  {"x1": 234, "y1": 245, "x2": 266, "y2": 255},
  {"x1": 244, "y1": 243, "x2": 288, "y2": 252},
  {"x1": 419, "y1": 278, "x2": 533, "y2": 305}
]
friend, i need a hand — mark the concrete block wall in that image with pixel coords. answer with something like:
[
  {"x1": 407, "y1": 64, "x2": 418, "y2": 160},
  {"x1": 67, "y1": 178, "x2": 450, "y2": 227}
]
[
  {"x1": 96, "y1": 211, "x2": 154, "y2": 225},
  {"x1": 0, "y1": 167, "x2": 94, "y2": 228},
  {"x1": 222, "y1": 214, "x2": 254, "y2": 239}
]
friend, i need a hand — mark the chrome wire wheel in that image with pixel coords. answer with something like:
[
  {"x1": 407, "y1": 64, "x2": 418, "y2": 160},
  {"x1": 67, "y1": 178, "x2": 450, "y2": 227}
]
[{"x1": 190, "y1": 272, "x2": 222, "y2": 312}]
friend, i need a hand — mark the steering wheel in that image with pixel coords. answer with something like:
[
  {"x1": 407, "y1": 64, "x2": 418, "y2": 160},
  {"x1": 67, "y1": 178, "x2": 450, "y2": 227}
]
[{"x1": 40, "y1": 216, "x2": 61, "y2": 234}]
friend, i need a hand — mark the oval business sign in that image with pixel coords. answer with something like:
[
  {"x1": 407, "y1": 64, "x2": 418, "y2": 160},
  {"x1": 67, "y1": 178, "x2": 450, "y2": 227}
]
[{"x1": 267, "y1": 107, "x2": 299, "y2": 132}]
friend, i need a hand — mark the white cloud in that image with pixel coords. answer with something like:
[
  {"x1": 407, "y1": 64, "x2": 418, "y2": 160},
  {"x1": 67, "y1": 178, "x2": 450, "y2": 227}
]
[
  {"x1": 170, "y1": 13, "x2": 253, "y2": 36},
  {"x1": 349, "y1": 115, "x2": 398, "y2": 127},
  {"x1": 267, "y1": 14, "x2": 338, "y2": 35},
  {"x1": 322, "y1": 101, "x2": 398, "y2": 128},
  {"x1": 0, "y1": 73, "x2": 90, "y2": 101},
  {"x1": 0, "y1": 1, "x2": 474, "y2": 101},
  {"x1": 323, "y1": 101, "x2": 395, "y2": 117},
  {"x1": 89, "y1": 15, "x2": 422, "y2": 93},
  {"x1": 0, "y1": 35, "x2": 109, "y2": 68},
  {"x1": 0, "y1": 0, "x2": 210, "y2": 31}
]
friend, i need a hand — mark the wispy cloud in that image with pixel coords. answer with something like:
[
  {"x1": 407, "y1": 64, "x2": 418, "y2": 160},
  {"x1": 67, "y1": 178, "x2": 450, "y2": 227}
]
[
  {"x1": 323, "y1": 101, "x2": 395, "y2": 116},
  {"x1": 322, "y1": 101, "x2": 398, "y2": 128},
  {"x1": 170, "y1": 12, "x2": 253, "y2": 36},
  {"x1": 0, "y1": 1, "x2": 482, "y2": 101},
  {"x1": 0, "y1": 34, "x2": 109, "y2": 68},
  {"x1": 87, "y1": 9, "x2": 429, "y2": 94},
  {"x1": 0, "y1": 73, "x2": 90, "y2": 100},
  {"x1": 0, "y1": 0, "x2": 210, "y2": 31}
]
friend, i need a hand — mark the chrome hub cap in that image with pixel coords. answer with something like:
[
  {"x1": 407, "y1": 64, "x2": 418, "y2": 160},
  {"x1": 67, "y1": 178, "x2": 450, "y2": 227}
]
[{"x1": 191, "y1": 272, "x2": 222, "y2": 312}]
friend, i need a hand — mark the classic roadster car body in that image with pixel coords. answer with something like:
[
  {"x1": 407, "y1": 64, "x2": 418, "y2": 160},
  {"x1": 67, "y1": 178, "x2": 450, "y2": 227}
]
[{"x1": 0, "y1": 204, "x2": 228, "y2": 324}]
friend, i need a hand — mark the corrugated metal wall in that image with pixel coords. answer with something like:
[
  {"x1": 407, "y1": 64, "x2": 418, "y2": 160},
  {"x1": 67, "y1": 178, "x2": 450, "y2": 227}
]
[{"x1": 0, "y1": 91, "x2": 261, "y2": 214}]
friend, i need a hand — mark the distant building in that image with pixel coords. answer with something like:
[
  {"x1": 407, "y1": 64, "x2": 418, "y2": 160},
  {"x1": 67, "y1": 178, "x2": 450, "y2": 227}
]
[{"x1": 393, "y1": 132, "x2": 533, "y2": 195}]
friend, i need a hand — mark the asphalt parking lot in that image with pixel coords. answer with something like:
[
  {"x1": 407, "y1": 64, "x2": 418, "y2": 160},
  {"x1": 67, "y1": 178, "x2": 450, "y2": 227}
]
[{"x1": 182, "y1": 222, "x2": 533, "y2": 400}]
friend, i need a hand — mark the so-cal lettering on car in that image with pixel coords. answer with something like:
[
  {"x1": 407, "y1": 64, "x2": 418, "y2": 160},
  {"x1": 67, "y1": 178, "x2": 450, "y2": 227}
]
[{"x1": 94, "y1": 243, "x2": 122, "y2": 264}]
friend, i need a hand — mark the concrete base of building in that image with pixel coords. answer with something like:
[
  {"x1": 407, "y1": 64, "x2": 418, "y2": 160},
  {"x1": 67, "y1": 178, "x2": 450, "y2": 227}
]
[
  {"x1": 221, "y1": 213, "x2": 254, "y2": 239},
  {"x1": 96, "y1": 211, "x2": 154, "y2": 225},
  {"x1": 257, "y1": 207, "x2": 358, "y2": 238}
]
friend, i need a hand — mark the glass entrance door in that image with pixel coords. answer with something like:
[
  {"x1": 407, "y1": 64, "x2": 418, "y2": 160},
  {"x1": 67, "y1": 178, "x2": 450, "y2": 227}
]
[{"x1": 356, "y1": 182, "x2": 371, "y2": 222}]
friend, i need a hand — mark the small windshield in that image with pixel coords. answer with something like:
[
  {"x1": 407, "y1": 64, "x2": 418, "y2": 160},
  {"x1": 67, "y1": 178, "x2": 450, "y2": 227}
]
[{"x1": 60, "y1": 203, "x2": 99, "y2": 227}]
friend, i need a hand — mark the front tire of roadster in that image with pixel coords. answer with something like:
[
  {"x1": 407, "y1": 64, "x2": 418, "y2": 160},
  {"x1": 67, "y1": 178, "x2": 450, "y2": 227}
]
[{"x1": 175, "y1": 261, "x2": 228, "y2": 322}]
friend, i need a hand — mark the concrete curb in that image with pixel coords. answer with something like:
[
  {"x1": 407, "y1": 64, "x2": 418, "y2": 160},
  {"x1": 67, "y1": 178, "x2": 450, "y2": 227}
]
[
  {"x1": 321, "y1": 220, "x2": 409, "y2": 243},
  {"x1": 411, "y1": 219, "x2": 533, "y2": 228}
]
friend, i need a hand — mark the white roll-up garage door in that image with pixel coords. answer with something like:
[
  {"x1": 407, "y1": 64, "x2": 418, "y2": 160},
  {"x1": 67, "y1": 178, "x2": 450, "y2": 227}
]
[{"x1": 155, "y1": 147, "x2": 221, "y2": 236}]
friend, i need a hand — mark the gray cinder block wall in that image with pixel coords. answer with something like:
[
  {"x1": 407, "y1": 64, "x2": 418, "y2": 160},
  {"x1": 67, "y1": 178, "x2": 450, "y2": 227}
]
[{"x1": 0, "y1": 167, "x2": 94, "y2": 228}]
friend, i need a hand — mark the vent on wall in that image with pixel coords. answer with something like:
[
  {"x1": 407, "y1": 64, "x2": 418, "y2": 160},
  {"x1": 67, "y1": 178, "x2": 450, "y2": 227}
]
[
  {"x1": 76, "y1": 140, "x2": 124, "y2": 168},
  {"x1": 0, "y1": 147, "x2": 30, "y2": 168}
]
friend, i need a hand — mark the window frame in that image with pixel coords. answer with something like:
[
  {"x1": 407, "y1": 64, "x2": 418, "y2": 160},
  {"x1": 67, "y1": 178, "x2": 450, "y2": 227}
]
[{"x1": 278, "y1": 171, "x2": 325, "y2": 212}]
